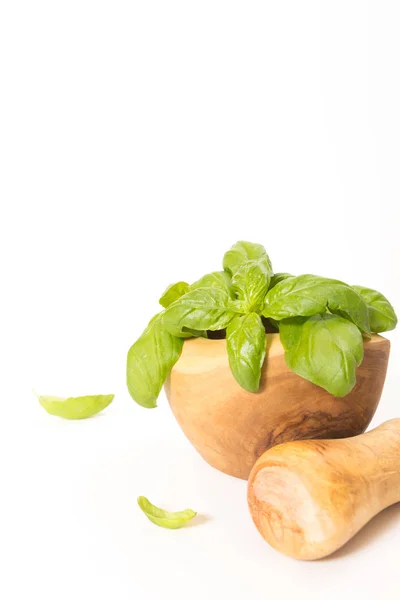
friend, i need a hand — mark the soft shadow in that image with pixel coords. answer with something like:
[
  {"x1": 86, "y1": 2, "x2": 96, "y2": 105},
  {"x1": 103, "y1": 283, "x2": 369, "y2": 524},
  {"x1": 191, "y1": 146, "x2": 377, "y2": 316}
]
[
  {"x1": 322, "y1": 502, "x2": 400, "y2": 561},
  {"x1": 184, "y1": 513, "x2": 213, "y2": 528}
]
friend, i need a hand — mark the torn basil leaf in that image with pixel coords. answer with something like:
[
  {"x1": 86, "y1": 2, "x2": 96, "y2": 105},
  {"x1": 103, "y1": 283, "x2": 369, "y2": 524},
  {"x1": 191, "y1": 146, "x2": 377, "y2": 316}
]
[
  {"x1": 137, "y1": 496, "x2": 197, "y2": 529},
  {"x1": 36, "y1": 392, "x2": 114, "y2": 419}
]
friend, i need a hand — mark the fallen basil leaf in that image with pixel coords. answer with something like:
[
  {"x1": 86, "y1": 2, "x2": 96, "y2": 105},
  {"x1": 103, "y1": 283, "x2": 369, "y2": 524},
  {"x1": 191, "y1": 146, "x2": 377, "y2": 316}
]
[
  {"x1": 137, "y1": 496, "x2": 197, "y2": 529},
  {"x1": 353, "y1": 285, "x2": 398, "y2": 333},
  {"x1": 159, "y1": 281, "x2": 190, "y2": 308},
  {"x1": 226, "y1": 313, "x2": 267, "y2": 392},
  {"x1": 127, "y1": 314, "x2": 183, "y2": 408},
  {"x1": 223, "y1": 240, "x2": 273, "y2": 275},
  {"x1": 280, "y1": 313, "x2": 364, "y2": 397},
  {"x1": 163, "y1": 287, "x2": 235, "y2": 336},
  {"x1": 263, "y1": 274, "x2": 370, "y2": 333},
  {"x1": 231, "y1": 258, "x2": 272, "y2": 314},
  {"x1": 36, "y1": 392, "x2": 114, "y2": 419}
]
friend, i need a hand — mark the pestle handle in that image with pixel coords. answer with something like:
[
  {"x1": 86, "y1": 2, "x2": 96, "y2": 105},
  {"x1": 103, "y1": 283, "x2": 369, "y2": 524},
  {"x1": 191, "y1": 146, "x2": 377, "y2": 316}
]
[{"x1": 247, "y1": 419, "x2": 400, "y2": 560}]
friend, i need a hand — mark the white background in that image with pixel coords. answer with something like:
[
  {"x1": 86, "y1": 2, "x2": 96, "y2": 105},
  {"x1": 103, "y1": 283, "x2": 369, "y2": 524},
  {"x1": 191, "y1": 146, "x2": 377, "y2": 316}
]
[{"x1": 1, "y1": 1, "x2": 400, "y2": 599}]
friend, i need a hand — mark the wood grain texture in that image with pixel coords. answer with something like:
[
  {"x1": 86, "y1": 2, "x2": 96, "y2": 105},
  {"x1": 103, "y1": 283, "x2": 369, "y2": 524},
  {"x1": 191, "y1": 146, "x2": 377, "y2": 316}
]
[
  {"x1": 165, "y1": 334, "x2": 390, "y2": 479},
  {"x1": 247, "y1": 419, "x2": 400, "y2": 560}
]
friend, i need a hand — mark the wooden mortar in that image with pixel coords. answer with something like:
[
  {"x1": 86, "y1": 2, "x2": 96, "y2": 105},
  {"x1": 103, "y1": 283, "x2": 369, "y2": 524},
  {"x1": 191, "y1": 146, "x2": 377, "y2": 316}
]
[
  {"x1": 165, "y1": 334, "x2": 390, "y2": 479},
  {"x1": 247, "y1": 419, "x2": 400, "y2": 560}
]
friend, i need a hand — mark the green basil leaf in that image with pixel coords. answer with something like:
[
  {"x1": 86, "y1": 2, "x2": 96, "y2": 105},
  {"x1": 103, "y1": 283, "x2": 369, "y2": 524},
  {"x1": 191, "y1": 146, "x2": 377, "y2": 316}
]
[
  {"x1": 190, "y1": 270, "x2": 234, "y2": 298},
  {"x1": 159, "y1": 281, "x2": 190, "y2": 308},
  {"x1": 269, "y1": 272, "x2": 294, "y2": 289},
  {"x1": 226, "y1": 313, "x2": 267, "y2": 392},
  {"x1": 137, "y1": 496, "x2": 197, "y2": 529},
  {"x1": 36, "y1": 392, "x2": 114, "y2": 419},
  {"x1": 231, "y1": 258, "x2": 272, "y2": 313},
  {"x1": 126, "y1": 314, "x2": 183, "y2": 408},
  {"x1": 280, "y1": 313, "x2": 364, "y2": 397},
  {"x1": 353, "y1": 285, "x2": 397, "y2": 333},
  {"x1": 223, "y1": 240, "x2": 273, "y2": 275},
  {"x1": 162, "y1": 273, "x2": 233, "y2": 335},
  {"x1": 263, "y1": 274, "x2": 370, "y2": 333},
  {"x1": 163, "y1": 287, "x2": 235, "y2": 336}
]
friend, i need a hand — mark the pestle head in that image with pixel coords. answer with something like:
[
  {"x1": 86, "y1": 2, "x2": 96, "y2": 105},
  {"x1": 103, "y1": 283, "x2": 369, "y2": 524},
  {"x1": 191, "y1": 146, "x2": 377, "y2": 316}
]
[
  {"x1": 248, "y1": 440, "x2": 353, "y2": 560},
  {"x1": 248, "y1": 421, "x2": 400, "y2": 560}
]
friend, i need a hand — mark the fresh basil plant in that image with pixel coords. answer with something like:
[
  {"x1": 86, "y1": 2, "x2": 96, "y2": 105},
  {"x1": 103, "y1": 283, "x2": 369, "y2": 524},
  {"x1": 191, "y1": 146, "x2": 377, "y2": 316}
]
[{"x1": 126, "y1": 241, "x2": 397, "y2": 404}]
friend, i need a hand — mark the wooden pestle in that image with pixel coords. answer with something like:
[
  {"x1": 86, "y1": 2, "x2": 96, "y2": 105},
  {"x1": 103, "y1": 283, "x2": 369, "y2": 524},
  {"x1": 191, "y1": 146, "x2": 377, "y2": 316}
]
[{"x1": 247, "y1": 419, "x2": 400, "y2": 560}]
